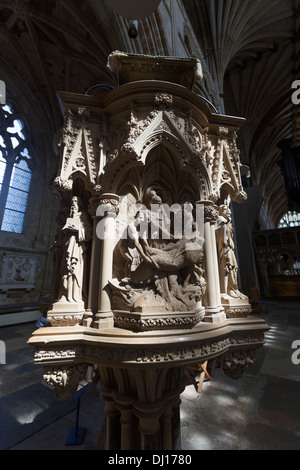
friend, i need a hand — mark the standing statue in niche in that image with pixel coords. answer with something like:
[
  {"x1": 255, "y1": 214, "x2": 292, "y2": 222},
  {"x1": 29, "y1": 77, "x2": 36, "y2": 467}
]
[
  {"x1": 215, "y1": 204, "x2": 247, "y2": 299},
  {"x1": 57, "y1": 196, "x2": 92, "y2": 304}
]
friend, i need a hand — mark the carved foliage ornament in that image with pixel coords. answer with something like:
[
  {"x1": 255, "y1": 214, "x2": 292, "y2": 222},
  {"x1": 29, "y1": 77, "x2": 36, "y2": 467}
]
[
  {"x1": 219, "y1": 350, "x2": 256, "y2": 379},
  {"x1": 154, "y1": 93, "x2": 173, "y2": 108},
  {"x1": 43, "y1": 363, "x2": 88, "y2": 400}
]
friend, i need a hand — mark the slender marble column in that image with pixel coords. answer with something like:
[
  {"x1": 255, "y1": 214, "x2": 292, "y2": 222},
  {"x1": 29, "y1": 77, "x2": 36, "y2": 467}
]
[
  {"x1": 198, "y1": 200, "x2": 226, "y2": 322},
  {"x1": 210, "y1": 215, "x2": 223, "y2": 313},
  {"x1": 199, "y1": 201, "x2": 219, "y2": 313},
  {"x1": 94, "y1": 193, "x2": 119, "y2": 329},
  {"x1": 84, "y1": 199, "x2": 101, "y2": 326}
]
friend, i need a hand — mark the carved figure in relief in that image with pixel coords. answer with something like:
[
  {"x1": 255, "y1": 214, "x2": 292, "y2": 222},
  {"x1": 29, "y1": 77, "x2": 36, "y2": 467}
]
[
  {"x1": 112, "y1": 187, "x2": 206, "y2": 313},
  {"x1": 215, "y1": 204, "x2": 247, "y2": 299},
  {"x1": 57, "y1": 196, "x2": 92, "y2": 304}
]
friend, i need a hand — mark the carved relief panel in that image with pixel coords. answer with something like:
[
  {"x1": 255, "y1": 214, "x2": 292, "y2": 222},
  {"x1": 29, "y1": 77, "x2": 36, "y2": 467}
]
[{"x1": 28, "y1": 55, "x2": 269, "y2": 453}]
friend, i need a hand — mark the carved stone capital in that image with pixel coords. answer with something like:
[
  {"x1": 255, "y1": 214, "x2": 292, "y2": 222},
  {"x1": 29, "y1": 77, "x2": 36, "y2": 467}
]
[
  {"x1": 197, "y1": 201, "x2": 219, "y2": 223},
  {"x1": 88, "y1": 193, "x2": 120, "y2": 217}
]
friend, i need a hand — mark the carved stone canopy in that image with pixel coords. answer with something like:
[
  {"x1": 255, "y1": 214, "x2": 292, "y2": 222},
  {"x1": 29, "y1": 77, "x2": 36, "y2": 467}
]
[{"x1": 107, "y1": 51, "x2": 203, "y2": 90}]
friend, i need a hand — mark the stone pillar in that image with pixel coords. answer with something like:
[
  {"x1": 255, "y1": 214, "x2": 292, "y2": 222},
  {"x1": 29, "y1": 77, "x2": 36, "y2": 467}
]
[
  {"x1": 199, "y1": 201, "x2": 219, "y2": 314},
  {"x1": 171, "y1": 402, "x2": 181, "y2": 450},
  {"x1": 93, "y1": 193, "x2": 119, "y2": 329},
  {"x1": 95, "y1": 364, "x2": 187, "y2": 450},
  {"x1": 161, "y1": 404, "x2": 173, "y2": 450},
  {"x1": 141, "y1": 432, "x2": 159, "y2": 451},
  {"x1": 133, "y1": 401, "x2": 162, "y2": 450},
  {"x1": 120, "y1": 406, "x2": 135, "y2": 450},
  {"x1": 210, "y1": 217, "x2": 223, "y2": 313},
  {"x1": 199, "y1": 200, "x2": 226, "y2": 323},
  {"x1": 105, "y1": 398, "x2": 121, "y2": 450},
  {"x1": 84, "y1": 197, "x2": 102, "y2": 327}
]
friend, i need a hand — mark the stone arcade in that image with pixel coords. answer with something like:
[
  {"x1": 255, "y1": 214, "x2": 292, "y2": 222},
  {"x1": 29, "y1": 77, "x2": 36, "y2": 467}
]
[{"x1": 28, "y1": 53, "x2": 268, "y2": 450}]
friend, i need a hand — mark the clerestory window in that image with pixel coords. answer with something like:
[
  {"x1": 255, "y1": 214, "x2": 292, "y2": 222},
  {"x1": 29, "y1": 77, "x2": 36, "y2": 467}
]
[
  {"x1": 0, "y1": 104, "x2": 33, "y2": 234},
  {"x1": 278, "y1": 211, "x2": 300, "y2": 228}
]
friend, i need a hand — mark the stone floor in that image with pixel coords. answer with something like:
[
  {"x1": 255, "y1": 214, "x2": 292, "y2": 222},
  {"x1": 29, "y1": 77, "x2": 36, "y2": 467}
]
[{"x1": 0, "y1": 300, "x2": 300, "y2": 451}]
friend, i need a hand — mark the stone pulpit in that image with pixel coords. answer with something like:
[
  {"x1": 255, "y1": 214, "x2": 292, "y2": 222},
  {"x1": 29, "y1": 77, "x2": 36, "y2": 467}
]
[{"x1": 28, "y1": 52, "x2": 268, "y2": 450}]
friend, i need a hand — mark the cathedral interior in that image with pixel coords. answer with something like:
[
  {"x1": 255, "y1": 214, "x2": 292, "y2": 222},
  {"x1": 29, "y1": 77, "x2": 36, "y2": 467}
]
[{"x1": 0, "y1": 0, "x2": 300, "y2": 453}]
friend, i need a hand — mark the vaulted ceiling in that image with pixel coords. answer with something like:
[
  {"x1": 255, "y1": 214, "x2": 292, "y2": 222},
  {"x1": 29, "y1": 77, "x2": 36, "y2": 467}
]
[
  {"x1": 183, "y1": 0, "x2": 299, "y2": 227},
  {"x1": 0, "y1": 0, "x2": 298, "y2": 228}
]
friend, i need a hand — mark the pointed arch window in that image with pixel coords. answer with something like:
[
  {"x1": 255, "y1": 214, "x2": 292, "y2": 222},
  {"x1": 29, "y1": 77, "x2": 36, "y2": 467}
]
[{"x1": 0, "y1": 104, "x2": 33, "y2": 234}]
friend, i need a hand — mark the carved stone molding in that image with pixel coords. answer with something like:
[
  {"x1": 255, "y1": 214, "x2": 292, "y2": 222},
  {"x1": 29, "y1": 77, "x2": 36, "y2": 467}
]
[
  {"x1": 219, "y1": 350, "x2": 257, "y2": 379},
  {"x1": 113, "y1": 308, "x2": 205, "y2": 332},
  {"x1": 32, "y1": 328, "x2": 265, "y2": 368},
  {"x1": 225, "y1": 305, "x2": 252, "y2": 318},
  {"x1": 43, "y1": 363, "x2": 88, "y2": 400},
  {"x1": 46, "y1": 312, "x2": 85, "y2": 327},
  {"x1": 98, "y1": 196, "x2": 120, "y2": 207}
]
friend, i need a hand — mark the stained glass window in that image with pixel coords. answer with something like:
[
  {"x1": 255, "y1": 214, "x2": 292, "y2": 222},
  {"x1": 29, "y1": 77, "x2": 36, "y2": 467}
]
[
  {"x1": 0, "y1": 104, "x2": 33, "y2": 234},
  {"x1": 278, "y1": 211, "x2": 300, "y2": 228}
]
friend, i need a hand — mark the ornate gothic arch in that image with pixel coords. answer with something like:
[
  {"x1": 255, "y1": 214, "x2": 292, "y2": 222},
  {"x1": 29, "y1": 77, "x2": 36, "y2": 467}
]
[{"x1": 102, "y1": 107, "x2": 212, "y2": 199}]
